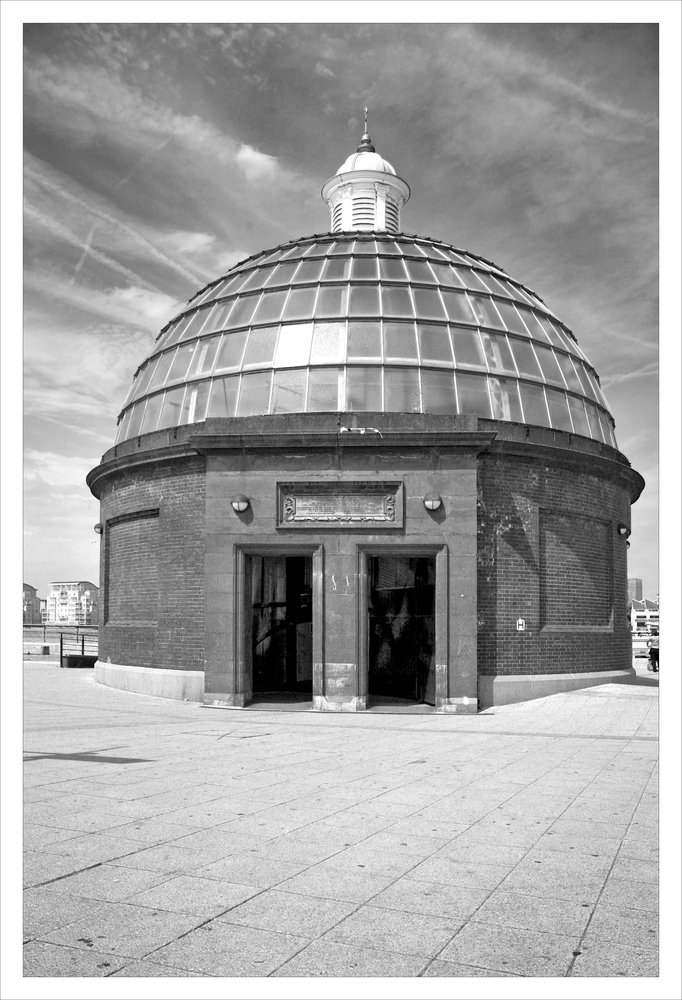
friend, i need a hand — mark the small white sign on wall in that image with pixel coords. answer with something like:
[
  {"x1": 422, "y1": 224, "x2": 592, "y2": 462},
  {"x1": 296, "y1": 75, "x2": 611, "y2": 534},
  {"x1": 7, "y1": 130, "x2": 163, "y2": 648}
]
[{"x1": 516, "y1": 618, "x2": 526, "y2": 631}]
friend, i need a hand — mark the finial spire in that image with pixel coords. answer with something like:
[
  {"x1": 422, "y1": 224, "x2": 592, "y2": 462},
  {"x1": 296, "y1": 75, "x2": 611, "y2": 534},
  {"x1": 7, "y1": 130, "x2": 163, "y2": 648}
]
[
  {"x1": 322, "y1": 110, "x2": 410, "y2": 233},
  {"x1": 357, "y1": 106, "x2": 375, "y2": 153}
]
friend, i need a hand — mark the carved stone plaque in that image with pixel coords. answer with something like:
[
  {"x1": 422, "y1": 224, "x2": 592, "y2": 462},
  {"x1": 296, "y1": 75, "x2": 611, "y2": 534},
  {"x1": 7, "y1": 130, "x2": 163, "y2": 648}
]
[{"x1": 277, "y1": 481, "x2": 403, "y2": 529}]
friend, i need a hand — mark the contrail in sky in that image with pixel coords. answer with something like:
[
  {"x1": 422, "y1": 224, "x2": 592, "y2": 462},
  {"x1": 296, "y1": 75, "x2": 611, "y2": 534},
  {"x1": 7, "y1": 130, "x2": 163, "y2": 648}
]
[
  {"x1": 25, "y1": 161, "x2": 205, "y2": 285},
  {"x1": 73, "y1": 222, "x2": 99, "y2": 279},
  {"x1": 24, "y1": 203, "x2": 160, "y2": 291}
]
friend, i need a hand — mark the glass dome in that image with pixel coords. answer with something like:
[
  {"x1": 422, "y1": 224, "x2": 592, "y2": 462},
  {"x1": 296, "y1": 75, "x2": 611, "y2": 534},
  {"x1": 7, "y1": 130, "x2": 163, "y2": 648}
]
[{"x1": 115, "y1": 232, "x2": 617, "y2": 449}]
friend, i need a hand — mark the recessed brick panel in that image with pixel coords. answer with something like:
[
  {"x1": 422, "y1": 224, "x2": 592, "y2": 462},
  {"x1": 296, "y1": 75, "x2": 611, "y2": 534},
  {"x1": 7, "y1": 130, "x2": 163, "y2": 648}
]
[
  {"x1": 477, "y1": 451, "x2": 632, "y2": 677},
  {"x1": 97, "y1": 456, "x2": 206, "y2": 671},
  {"x1": 106, "y1": 512, "x2": 159, "y2": 623},
  {"x1": 540, "y1": 511, "x2": 612, "y2": 627}
]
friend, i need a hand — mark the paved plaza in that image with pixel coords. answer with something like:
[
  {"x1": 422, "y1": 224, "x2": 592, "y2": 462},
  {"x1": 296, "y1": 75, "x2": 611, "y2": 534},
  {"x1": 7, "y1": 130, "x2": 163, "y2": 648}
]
[{"x1": 19, "y1": 659, "x2": 661, "y2": 982}]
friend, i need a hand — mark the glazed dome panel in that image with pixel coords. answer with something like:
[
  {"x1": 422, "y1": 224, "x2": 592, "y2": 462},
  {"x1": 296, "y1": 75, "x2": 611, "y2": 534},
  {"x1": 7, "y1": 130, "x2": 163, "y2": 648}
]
[{"x1": 115, "y1": 232, "x2": 617, "y2": 449}]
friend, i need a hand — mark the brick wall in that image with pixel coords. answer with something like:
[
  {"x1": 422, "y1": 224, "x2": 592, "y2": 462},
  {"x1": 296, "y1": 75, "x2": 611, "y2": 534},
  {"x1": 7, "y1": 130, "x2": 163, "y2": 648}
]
[
  {"x1": 106, "y1": 511, "x2": 159, "y2": 623},
  {"x1": 98, "y1": 455, "x2": 206, "y2": 671},
  {"x1": 539, "y1": 511, "x2": 612, "y2": 627},
  {"x1": 477, "y1": 451, "x2": 632, "y2": 676},
  {"x1": 89, "y1": 415, "x2": 640, "y2": 690}
]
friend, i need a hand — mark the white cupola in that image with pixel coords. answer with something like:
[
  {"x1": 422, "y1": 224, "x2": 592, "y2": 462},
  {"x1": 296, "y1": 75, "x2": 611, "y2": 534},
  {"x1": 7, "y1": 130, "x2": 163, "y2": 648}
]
[{"x1": 321, "y1": 110, "x2": 410, "y2": 233}]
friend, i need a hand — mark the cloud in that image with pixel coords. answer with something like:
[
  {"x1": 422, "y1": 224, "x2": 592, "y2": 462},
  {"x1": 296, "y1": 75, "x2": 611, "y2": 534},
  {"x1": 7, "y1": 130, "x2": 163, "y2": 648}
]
[
  {"x1": 24, "y1": 52, "x2": 306, "y2": 192},
  {"x1": 24, "y1": 271, "x2": 183, "y2": 332},
  {"x1": 24, "y1": 202, "x2": 159, "y2": 291},
  {"x1": 24, "y1": 55, "x2": 235, "y2": 161},
  {"x1": 164, "y1": 231, "x2": 216, "y2": 256},
  {"x1": 24, "y1": 450, "x2": 95, "y2": 489},
  {"x1": 214, "y1": 248, "x2": 251, "y2": 272},
  {"x1": 24, "y1": 155, "x2": 209, "y2": 287},
  {"x1": 315, "y1": 62, "x2": 335, "y2": 78},
  {"x1": 600, "y1": 362, "x2": 659, "y2": 388},
  {"x1": 23, "y1": 310, "x2": 147, "y2": 418},
  {"x1": 235, "y1": 144, "x2": 280, "y2": 182}
]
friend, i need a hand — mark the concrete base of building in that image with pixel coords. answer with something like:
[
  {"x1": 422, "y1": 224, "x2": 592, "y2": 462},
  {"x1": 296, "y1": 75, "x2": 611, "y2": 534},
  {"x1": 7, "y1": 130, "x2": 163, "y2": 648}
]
[
  {"x1": 94, "y1": 661, "x2": 205, "y2": 702},
  {"x1": 95, "y1": 661, "x2": 636, "y2": 711},
  {"x1": 478, "y1": 668, "x2": 636, "y2": 708},
  {"x1": 436, "y1": 696, "x2": 478, "y2": 714},
  {"x1": 313, "y1": 695, "x2": 366, "y2": 712},
  {"x1": 203, "y1": 693, "x2": 247, "y2": 708}
]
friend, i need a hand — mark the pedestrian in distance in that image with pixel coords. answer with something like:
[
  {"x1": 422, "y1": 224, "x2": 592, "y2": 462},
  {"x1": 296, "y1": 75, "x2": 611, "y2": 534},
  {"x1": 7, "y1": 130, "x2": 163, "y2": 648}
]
[{"x1": 647, "y1": 629, "x2": 659, "y2": 672}]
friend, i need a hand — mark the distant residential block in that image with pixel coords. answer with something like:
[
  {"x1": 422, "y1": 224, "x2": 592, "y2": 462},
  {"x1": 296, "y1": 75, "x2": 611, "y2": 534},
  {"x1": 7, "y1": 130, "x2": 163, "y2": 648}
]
[
  {"x1": 627, "y1": 578, "x2": 643, "y2": 602},
  {"x1": 23, "y1": 584, "x2": 41, "y2": 624},
  {"x1": 629, "y1": 597, "x2": 659, "y2": 633},
  {"x1": 47, "y1": 581, "x2": 99, "y2": 625}
]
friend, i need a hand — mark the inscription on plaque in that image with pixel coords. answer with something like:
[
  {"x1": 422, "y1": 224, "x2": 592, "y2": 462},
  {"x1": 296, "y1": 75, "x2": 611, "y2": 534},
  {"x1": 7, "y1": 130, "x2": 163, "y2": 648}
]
[
  {"x1": 277, "y1": 482, "x2": 402, "y2": 529},
  {"x1": 284, "y1": 493, "x2": 394, "y2": 522}
]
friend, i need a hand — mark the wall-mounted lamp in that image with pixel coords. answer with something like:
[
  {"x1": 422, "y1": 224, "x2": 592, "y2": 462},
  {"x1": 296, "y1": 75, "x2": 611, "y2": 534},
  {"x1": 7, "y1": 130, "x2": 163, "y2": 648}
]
[
  {"x1": 230, "y1": 494, "x2": 250, "y2": 513},
  {"x1": 423, "y1": 492, "x2": 442, "y2": 511},
  {"x1": 617, "y1": 524, "x2": 631, "y2": 538},
  {"x1": 626, "y1": 541, "x2": 631, "y2": 549},
  {"x1": 94, "y1": 523, "x2": 103, "y2": 535}
]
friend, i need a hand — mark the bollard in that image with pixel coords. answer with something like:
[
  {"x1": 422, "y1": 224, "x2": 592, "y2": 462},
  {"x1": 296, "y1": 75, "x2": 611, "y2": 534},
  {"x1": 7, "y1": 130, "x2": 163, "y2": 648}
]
[{"x1": 41, "y1": 644, "x2": 50, "y2": 655}]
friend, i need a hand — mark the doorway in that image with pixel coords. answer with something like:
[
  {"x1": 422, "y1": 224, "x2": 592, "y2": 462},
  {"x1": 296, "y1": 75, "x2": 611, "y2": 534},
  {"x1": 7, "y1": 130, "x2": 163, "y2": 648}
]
[
  {"x1": 251, "y1": 555, "x2": 313, "y2": 696},
  {"x1": 368, "y1": 555, "x2": 436, "y2": 705}
]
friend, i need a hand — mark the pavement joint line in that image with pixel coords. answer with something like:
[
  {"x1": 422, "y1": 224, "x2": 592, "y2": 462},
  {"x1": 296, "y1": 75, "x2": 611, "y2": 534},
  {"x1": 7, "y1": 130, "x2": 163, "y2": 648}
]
[
  {"x1": 27, "y1": 722, "x2": 658, "y2": 741},
  {"x1": 563, "y1": 747, "x2": 659, "y2": 977},
  {"x1": 413, "y1": 728, "x2": 642, "y2": 975}
]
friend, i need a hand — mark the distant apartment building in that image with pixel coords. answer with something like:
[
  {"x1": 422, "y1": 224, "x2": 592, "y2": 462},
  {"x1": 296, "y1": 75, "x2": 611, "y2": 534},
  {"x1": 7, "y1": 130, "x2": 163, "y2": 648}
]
[
  {"x1": 630, "y1": 598, "x2": 659, "y2": 634},
  {"x1": 47, "y1": 581, "x2": 99, "y2": 625},
  {"x1": 40, "y1": 599, "x2": 48, "y2": 623},
  {"x1": 627, "y1": 578, "x2": 643, "y2": 602},
  {"x1": 23, "y1": 584, "x2": 41, "y2": 624}
]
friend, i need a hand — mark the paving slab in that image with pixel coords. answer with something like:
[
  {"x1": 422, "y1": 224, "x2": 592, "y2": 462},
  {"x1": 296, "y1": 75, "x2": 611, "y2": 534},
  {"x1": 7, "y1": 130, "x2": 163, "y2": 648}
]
[
  {"x1": 570, "y1": 938, "x2": 659, "y2": 977},
  {"x1": 405, "y1": 856, "x2": 512, "y2": 889},
  {"x1": 421, "y1": 959, "x2": 519, "y2": 976},
  {"x1": 98, "y1": 818, "x2": 200, "y2": 844},
  {"x1": 124, "y1": 874, "x2": 261, "y2": 917},
  {"x1": 40, "y1": 902, "x2": 205, "y2": 958},
  {"x1": 599, "y1": 877, "x2": 659, "y2": 912},
  {"x1": 367, "y1": 877, "x2": 490, "y2": 921},
  {"x1": 19, "y1": 661, "x2": 662, "y2": 981},
  {"x1": 319, "y1": 845, "x2": 426, "y2": 878},
  {"x1": 217, "y1": 888, "x2": 357, "y2": 937},
  {"x1": 45, "y1": 863, "x2": 174, "y2": 901},
  {"x1": 438, "y1": 921, "x2": 580, "y2": 976},
  {"x1": 147, "y1": 920, "x2": 310, "y2": 976},
  {"x1": 497, "y1": 865, "x2": 606, "y2": 904},
  {"x1": 584, "y1": 901, "x2": 659, "y2": 950},
  {"x1": 471, "y1": 889, "x2": 593, "y2": 936},
  {"x1": 24, "y1": 889, "x2": 113, "y2": 942},
  {"x1": 23, "y1": 850, "x2": 93, "y2": 888},
  {"x1": 277, "y1": 865, "x2": 396, "y2": 903},
  {"x1": 322, "y1": 902, "x2": 461, "y2": 957},
  {"x1": 194, "y1": 852, "x2": 306, "y2": 887},
  {"x1": 272, "y1": 938, "x2": 427, "y2": 976},
  {"x1": 111, "y1": 960, "x2": 206, "y2": 976},
  {"x1": 23, "y1": 940, "x2": 128, "y2": 977}
]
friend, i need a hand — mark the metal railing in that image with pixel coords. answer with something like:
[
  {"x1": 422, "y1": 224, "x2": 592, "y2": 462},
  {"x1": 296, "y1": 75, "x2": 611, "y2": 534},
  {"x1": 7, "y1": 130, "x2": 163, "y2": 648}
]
[
  {"x1": 59, "y1": 629, "x2": 98, "y2": 667},
  {"x1": 23, "y1": 625, "x2": 99, "y2": 665},
  {"x1": 23, "y1": 624, "x2": 98, "y2": 643}
]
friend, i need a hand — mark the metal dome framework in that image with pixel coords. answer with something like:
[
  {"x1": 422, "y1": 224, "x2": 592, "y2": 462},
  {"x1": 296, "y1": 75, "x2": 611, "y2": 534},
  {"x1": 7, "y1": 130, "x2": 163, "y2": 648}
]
[{"x1": 115, "y1": 231, "x2": 617, "y2": 449}]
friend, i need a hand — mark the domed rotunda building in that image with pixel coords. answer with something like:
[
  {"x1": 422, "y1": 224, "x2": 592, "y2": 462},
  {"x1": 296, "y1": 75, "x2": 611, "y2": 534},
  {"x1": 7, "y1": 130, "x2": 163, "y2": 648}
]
[{"x1": 88, "y1": 122, "x2": 644, "y2": 711}]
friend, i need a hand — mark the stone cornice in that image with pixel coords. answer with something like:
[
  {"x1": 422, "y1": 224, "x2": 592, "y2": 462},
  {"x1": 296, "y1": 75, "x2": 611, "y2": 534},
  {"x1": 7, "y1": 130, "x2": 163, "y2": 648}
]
[{"x1": 87, "y1": 414, "x2": 644, "y2": 504}]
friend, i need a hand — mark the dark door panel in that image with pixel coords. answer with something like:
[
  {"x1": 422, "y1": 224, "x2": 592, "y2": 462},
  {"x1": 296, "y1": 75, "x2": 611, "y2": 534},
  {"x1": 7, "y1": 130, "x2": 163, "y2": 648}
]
[
  {"x1": 368, "y1": 556, "x2": 436, "y2": 704},
  {"x1": 252, "y1": 556, "x2": 312, "y2": 693}
]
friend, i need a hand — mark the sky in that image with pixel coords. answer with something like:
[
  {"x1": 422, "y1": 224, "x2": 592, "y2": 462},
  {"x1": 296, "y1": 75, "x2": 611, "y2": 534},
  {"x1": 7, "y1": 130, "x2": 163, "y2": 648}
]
[{"x1": 12, "y1": 15, "x2": 670, "y2": 600}]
